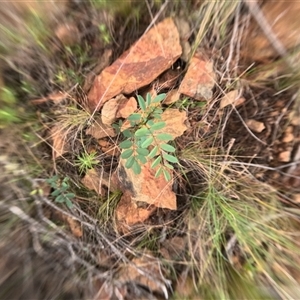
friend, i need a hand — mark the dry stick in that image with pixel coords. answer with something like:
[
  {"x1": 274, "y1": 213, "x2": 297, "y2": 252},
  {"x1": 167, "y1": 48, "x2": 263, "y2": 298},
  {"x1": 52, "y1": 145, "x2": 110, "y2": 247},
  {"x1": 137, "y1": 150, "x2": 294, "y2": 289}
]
[
  {"x1": 225, "y1": 2, "x2": 241, "y2": 75},
  {"x1": 6, "y1": 201, "x2": 107, "y2": 278}
]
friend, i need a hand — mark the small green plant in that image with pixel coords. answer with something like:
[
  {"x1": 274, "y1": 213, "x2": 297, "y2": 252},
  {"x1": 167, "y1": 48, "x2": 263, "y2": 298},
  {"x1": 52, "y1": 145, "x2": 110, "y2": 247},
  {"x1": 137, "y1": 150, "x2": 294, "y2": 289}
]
[
  {"x1": 46, "y1": 175, "x2": 75, "y2": 208},
  {"x1": 98, "y1": 24, "x2": 111, "y2": 45},
  {"x1": 0, "y1": 87, "x2": 21, "y2": 127},
  {"x1": 75, "y1": 151, "x2": 98, "y2": 175},
  {"x1": 118, "y1": 93, "x2": 178, "y2": 181}
]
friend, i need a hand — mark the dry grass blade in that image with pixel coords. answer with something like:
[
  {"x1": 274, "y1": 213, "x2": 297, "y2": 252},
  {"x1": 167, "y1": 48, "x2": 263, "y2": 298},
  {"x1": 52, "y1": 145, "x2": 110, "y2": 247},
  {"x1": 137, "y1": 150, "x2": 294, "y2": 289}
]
[{"x1": 179, "y1": 144, "x2": 300, "y2": 299}]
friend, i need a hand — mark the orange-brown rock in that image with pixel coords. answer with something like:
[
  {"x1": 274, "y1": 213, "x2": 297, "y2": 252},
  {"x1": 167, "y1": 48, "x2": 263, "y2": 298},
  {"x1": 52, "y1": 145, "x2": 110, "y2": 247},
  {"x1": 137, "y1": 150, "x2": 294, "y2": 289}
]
[
  {"x1": 87, "y1": 18, "x2": 182, "y2": 111},
  {"x1": 179, "y1": 55, "x2": 215, "y2": 101}
]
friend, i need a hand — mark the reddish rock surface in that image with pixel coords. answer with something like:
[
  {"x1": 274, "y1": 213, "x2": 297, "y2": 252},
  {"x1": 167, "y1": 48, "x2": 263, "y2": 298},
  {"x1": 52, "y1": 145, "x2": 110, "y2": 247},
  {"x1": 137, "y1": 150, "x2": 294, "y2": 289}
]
[
  {"x1": 179, "y1": 55, "x2": 215, "y2": 101},
  {"x1": 88, "y1": 18, "x2": 182, "y2": 111}
]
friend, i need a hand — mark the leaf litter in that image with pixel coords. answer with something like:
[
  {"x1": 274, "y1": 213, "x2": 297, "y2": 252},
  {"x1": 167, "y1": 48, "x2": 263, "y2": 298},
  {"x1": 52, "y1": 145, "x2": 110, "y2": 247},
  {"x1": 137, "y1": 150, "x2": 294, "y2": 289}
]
[{"x1": 3, "y1": 2, "x2": 300, "y2": 299}]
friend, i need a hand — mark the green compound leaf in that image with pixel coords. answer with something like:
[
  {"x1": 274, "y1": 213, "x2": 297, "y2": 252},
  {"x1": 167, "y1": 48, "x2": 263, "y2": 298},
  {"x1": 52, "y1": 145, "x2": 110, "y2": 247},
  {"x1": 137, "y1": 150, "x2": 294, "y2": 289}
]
[
  {"x1": 137, "y1": 154, "x2": 147, "y2": 164},
  {"x1": 55, "y1": 194, "x2": 65, "y2": 203},
  {"x1": 156, "y1": 133, "x2": 173, "y2": 141},
  {"x1": 65, "y1": 198, "x2": 73, "y2": 208},
  {"x1": 150, "y1": 121, "x2": 166, "y2": 131},
  {"x1": 155, "y1": 167, "x2": 163, "y2": 178},
  {"x1": 135, "y1": 127, "x2": 151, "y2": 137},
  {"x1": 128, "y1": 113, "x2": 142, "y2": 122},
  {"x1": 141, "y1": 136, "x2": 154, "y2": 148},
  {"x1": 52, "y1": 189, "x2": 61, "y2": 197},
  {"x1": 137, "y1": 95, "x2": 146, "y2": 111},
  {"x1": 65, "y1": 192, "x2": 75, "y2": 198},
  {"x1": 136, "y1": 148, "x2": 149, "y2": 156},
  {"x1": 146, "y1": 93, "x2": 151, "y2": 107},
  {"x1": 165, "y1": 163, "x2": 174, "y2": 170},
  {"x1": 146, "y1": 119, "x2": 154, "y2": 126},
  {"x1": 152, "y1": 114, "x2": 162, "y2": 120},
  {"x1": 121, "y1": 148, "x2": 134, "y2": 159},
  {"x1": 122, "y1": 129, "x2": 133, "y2": 138},
  {"x1": 148, "y1": 146, "x2": 158, "y2": 158},
  {"x1": 163, "y1": 169, "x2": 172, "y2": 181},
  {"x1": 151, "y1": 156, "x2": 162, "y2": 168},
  {"x1": 119, "y1": 140, "x2": 133, "y2": 149},
  {"x1": 152, "y1": 93, "x2": 166, "y2": 103},
  {"x1": 132, "y1": 160, "x2": 142, "y2": 174},
  {"x1": 163, "y1": 153, "x2": 179, "y2": 163},
  {"x1": 153, "y1": 107, "x2": 163, "y2": 114},
  {"x1": 125, "y1": 156, "x2": 135, "y2": 168},
  {"x1": 160, "y1": 143, "x2": 176, "y2": 152}
]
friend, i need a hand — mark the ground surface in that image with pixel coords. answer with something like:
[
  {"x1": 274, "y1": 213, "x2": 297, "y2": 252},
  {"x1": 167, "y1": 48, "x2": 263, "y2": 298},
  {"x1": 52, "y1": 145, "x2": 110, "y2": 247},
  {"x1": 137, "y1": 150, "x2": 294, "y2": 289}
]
[{"x1": 1, "y1": 1, "x2": 300, "y2": 299}]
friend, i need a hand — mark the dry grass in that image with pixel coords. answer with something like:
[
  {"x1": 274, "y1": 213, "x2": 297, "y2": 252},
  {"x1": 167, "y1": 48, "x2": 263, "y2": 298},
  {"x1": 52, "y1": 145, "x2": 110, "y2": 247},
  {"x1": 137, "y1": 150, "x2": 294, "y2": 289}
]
[{"x1": 1, "y1": 0, "x2": 300, "y2": 299}]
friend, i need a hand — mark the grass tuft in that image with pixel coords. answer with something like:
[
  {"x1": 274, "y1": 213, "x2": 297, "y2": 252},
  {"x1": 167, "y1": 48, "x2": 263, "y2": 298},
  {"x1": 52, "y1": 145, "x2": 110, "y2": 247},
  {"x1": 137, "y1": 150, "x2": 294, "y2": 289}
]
[{"x1": 178, "y1": 143, "x2": 300, "y2": 299}]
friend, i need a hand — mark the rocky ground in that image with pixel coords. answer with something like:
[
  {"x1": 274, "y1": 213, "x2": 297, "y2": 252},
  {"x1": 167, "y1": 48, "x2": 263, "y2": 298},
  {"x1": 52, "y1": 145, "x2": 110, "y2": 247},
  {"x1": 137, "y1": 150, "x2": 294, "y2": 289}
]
[{"x1": 1, "y1": 1, "x2": 300, "y2": 299}]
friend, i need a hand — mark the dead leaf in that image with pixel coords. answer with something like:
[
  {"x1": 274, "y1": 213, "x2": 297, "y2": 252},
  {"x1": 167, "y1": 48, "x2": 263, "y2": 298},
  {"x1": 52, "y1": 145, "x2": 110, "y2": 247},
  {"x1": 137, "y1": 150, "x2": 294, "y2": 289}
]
[
  {"x1": 282, "y1": 132, "x2": 294, "y2": 143},
  {"x1": 50, "y1": 125, "x2": 68, "y2": 159},
  {"x1": 98, "y1": 139, "x2": 120, "y2": 157},
  {"x1": 163, "y1": 89, "x2": 181, "y2": 105},
  {"x1": 117, "y1": 251, "x2": 170, "y2": 298},
  {"x1": 115, "y1": 190, "x2": 156, "y2": 230},
  {"x1": 155, "y1": 108, "x2": 188, "y2": 138},
  {"x1": 64, "y1": 216, "x2": 83, "y2": 238},
  {"x1": 81, "y1": 168, "x2": 106, "y2": 196},
  {"x1": 278, "y1": 150, "x2": 291, "y2": 162},
  {"x1": 87, "y1": 18, "x2": 182, "y2": 111},
  {"x1": 179, "y1": 54, "x2": 215, "y2": 101},
  {"x1": 117, "y1": 161, "x2": 177, "y2": 210},
  {"x1": 116, "y1": 96, "x2": 137, "y2": 118},
  {"x1": 246, "y1": 119, "x2": 266, "y2": 133},
  {"x1": 86, "y1": 116, "x2": 116, "y2": 139},
  {"x1": 101, "y1": 97, "x2": 119, "y2": 125},
  {"x1": 50, "y1": 209, "x2": 83, "y2": 238},
  {"x1": 219, "y1": 90, "x2": 245, "y2": 109}
]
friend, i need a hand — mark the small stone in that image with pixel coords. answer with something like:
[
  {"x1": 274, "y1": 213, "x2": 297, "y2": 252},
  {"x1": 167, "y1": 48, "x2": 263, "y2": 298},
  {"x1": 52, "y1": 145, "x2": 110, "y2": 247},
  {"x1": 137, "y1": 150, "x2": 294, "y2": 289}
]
[
  {"x1": 179, "y1": 54, "x2": 216, "y2": 101},
  {"x1": 269, "y1": 111, "x2": 279, "y2": 117},
  {"x1": 278, "y1": 150, "x2": 291, "y2": 162},
  {"x1": 246, "y1": 119, "x2": 266, "y2": 133},
  {"x1": 282, "y1": 132, "x2": 294, "y2": 143},
  {"x1": 290, "y1": 110, "x2": 300, "y2": 126},
  {"x1": 293, "y1": 194, "x2": 300, "y2": 203}
]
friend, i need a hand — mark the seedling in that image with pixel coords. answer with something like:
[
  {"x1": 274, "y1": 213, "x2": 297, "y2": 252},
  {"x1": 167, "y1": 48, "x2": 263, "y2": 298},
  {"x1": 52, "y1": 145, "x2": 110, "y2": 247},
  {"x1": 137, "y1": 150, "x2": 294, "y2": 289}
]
[
  {"x1": 75, "y1": 151, "x2": 98, "y2": 175},
  {"x1": 118, "y1": 93, "x2": 178, "y2": 181},
  {"x1": 46, "y1": 175, "x2": 75, "y2": 208}
]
